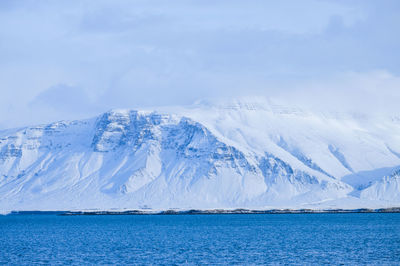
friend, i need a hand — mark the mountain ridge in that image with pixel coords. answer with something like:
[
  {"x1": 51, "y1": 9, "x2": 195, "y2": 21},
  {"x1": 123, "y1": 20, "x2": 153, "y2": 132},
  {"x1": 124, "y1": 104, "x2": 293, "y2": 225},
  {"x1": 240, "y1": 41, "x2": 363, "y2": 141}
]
[{"x1": 1, "y1": 100, "x2": 400, "y2": 212}]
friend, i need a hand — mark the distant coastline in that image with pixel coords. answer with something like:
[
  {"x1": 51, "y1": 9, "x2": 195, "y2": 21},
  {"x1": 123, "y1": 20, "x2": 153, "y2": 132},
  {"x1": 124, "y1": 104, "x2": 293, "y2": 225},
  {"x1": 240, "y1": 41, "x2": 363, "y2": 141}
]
[{"x1": 5, "y1": 208, "x2": 400, "y2": 216}]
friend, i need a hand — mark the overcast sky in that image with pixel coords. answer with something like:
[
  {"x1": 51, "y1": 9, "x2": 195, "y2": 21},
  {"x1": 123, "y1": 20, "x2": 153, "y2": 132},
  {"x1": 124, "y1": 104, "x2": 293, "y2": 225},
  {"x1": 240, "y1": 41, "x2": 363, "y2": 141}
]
[{"x1": 1, "y1": 0, "x2": 399, "y2": 128}]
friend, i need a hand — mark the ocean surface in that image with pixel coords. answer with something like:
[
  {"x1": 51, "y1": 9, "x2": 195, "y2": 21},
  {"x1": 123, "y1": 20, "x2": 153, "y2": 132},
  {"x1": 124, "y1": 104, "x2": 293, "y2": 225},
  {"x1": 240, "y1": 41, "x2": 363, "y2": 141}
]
[{"x1": 1, "y1": 213, "x2": 400, "y2": 265}]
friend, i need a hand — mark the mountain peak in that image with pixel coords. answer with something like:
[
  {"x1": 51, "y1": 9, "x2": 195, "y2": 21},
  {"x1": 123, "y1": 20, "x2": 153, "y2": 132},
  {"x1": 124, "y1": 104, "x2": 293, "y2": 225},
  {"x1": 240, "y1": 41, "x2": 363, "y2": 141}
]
[{"x1": 0, "y1": 103, "x2": 400, "y2": 212}]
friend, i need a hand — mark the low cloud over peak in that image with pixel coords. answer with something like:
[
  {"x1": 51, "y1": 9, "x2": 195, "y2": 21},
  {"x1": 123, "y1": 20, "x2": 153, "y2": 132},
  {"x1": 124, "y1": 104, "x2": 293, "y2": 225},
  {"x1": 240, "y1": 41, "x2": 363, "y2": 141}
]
[{"x1": 0, "y1": 0, "x2": 399, "y2": 128}]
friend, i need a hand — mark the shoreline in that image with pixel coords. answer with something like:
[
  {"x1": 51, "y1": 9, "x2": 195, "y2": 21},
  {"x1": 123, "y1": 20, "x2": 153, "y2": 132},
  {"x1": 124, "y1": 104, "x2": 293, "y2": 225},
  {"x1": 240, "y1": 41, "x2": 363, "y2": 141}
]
[{"x1": 5, "y1": 207, "x2": 400, "y2": 216}]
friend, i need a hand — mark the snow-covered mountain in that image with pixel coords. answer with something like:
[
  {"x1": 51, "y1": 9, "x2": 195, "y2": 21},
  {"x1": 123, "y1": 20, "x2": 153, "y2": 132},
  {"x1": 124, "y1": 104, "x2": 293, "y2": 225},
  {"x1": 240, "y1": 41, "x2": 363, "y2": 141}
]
[{"x1": 1, "y1": 99, "x2": 400, "y2": 212}]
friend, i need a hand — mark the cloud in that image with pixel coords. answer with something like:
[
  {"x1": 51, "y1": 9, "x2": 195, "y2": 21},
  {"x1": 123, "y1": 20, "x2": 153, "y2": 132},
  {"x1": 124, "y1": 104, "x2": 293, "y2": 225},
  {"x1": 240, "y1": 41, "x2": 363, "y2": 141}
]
[
  {"x1": 276, "y1": 70, "x2": 400, "y2": 114},
  {"x1": 0, "y1": 0, "x2": 399, "y2": 128},
  {"x1": 30, "y1": 84, "x2": 95, "y2": 112},
  {"x1": 22, "y1": 84, "x2": 102, "y2": 126}
]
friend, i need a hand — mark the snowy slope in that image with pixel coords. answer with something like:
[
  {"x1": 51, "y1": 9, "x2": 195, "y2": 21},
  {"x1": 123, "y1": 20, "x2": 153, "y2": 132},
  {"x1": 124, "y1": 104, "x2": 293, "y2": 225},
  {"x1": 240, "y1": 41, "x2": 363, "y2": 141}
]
[{"x1": 1, "y1": 99, "x2": 400, "y2": 212}]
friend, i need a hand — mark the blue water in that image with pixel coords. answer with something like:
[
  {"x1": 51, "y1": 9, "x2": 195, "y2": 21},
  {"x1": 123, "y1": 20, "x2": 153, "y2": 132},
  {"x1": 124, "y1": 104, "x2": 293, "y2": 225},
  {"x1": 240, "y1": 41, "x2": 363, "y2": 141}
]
[{"x1": 1, "y1": 213, "x2": 400, "y2": 265}]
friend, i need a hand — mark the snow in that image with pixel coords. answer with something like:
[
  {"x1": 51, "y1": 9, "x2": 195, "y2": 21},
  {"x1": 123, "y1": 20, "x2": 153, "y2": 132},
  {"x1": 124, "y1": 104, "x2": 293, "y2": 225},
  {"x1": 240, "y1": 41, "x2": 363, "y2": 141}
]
[{"x1": 1, "y1": 99, "x2": 400, "y2": 212}]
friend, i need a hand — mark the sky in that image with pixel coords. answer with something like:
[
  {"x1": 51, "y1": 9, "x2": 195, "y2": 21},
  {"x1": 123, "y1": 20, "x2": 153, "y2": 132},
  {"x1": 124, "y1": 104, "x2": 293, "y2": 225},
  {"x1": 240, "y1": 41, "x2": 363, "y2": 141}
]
[{"x1": 0, "y1": 0, "x2": 399, "y2": 128}]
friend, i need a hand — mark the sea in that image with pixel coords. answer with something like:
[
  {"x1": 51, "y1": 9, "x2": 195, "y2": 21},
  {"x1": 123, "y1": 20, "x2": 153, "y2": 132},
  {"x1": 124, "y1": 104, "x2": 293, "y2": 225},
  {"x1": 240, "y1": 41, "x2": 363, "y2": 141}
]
[{"x1": 1, "y1": 213, "x2": 400, "y2": 265}]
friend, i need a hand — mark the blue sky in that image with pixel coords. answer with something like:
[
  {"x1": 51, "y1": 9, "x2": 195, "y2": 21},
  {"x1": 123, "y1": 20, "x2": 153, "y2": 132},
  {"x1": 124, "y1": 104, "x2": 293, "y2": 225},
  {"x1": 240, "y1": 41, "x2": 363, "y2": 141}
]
[{"x1": 0, "y1": 0, "x2": 399, "y2": 128}]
